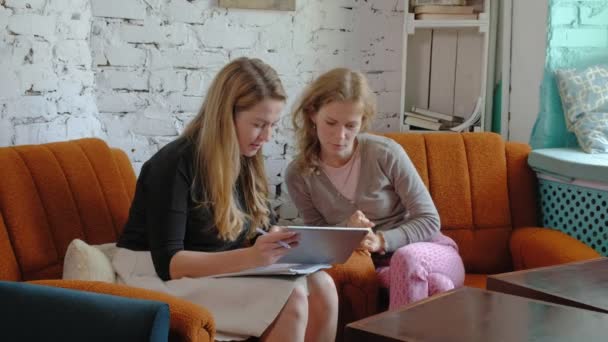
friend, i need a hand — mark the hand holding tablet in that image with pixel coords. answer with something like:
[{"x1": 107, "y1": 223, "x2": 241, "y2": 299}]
[
  {"x1": 215, "y1": 225, "x2": 370, "y2": 277},
  {"x1": 256, "y1": 228, "x2": 292, "y2": 249}
]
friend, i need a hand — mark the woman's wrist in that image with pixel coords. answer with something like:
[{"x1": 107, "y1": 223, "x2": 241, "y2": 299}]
[
  {"x1": 243, "y1": 246, "x2": 264, "y2": 268},
  {"x1": 377, "y1": 231, "x2": 387, "y2": 255}
]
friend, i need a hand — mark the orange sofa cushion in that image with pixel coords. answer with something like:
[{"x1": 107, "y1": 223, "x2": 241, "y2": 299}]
[
  {"x1": 384, "y1": 132, "x2": 514, "y2": 274},
  {"x1": 0, "y1": 139, "x2": 135, "y2": 281}
]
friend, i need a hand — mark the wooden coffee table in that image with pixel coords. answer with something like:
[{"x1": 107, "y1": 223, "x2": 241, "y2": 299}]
[
  {"x1": 345, "y1": 287, "x2": 608, "y2": 342},
  {"x1": 487, "y1": 258, "x2": 608, "y2": 313}
]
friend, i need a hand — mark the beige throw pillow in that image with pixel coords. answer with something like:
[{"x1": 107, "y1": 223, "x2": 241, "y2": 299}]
[{"x1": 63, "y1": 239, "x2": 117, "y2": 283}]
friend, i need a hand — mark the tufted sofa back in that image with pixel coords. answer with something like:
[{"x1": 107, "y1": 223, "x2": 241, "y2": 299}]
[
  {"x1": 382, "y1": 132, "x2": 538, "y2": 273},
  {"x1": 0, "y1": 138, "x2": 136, "y2": 281}
]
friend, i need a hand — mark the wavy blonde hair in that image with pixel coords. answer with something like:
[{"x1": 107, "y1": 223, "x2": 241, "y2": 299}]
[
  {"x1": 182, "y1": 57, "x2": 286, "y2": 240},
  {"x1": 291, "y1": 68, "x2": 376, "y2": 173}
]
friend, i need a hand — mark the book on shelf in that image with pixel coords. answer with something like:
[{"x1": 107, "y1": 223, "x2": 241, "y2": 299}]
[
  {"x1": 414, "y1": 5, "x2": 475, "y2": 14},
  {"x1": 415, "y1": 13, "x2": 478, "y2": 20},
  {"x1": 449, "y1": 97, "x2": 483, "y2": 132},
  {"x1": 410, "y1": 106, "x2": 462, "y2": 122},
  {"x1": 412, "y1": 0, "x2": 466, "y2": 5},
  {"x1": 404, "y1": 111, "x2": 440, "y2": 122},
  {"x1": 405, "y1": 116, "x2": 443, "y2": 131}
]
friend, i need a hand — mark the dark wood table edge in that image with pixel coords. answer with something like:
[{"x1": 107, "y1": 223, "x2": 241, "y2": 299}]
[
  {"x1": 491, "y1": 257, "x2": 606, "y2": 279},
  {"x1": 345, "y1": 286, "x2": 608, "y2": 342},
  {"x1": 487, "y1": 257, "x2": 608, "y2": 314},
  {"x1": 345, "y1": 287, "x2": 465, "y2": 341}
]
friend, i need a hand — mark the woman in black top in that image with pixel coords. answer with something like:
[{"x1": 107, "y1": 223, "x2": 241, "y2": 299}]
[{"x1": 114, "y1": 58, "x2": 338, "y2": 342}]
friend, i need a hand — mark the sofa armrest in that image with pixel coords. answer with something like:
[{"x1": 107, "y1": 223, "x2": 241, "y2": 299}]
[
  {"x1": 30, "y1": 280, "x2": 214, "y2": 342},
  {"x1": 326, "y1": 250, "x2": 379, "y2": 312},
  {"x1": 325, "y1": 250, "x2": 379, "y2": 342},
  {"x1": 1, "y1": 281, "x2": 170, "y2": 341},
  {"x1": 111, "y1": 147, "x2": 137, "y2": 200},
  {"x1": 510, "y1": 227, "x2": 601, "y2": 270}
]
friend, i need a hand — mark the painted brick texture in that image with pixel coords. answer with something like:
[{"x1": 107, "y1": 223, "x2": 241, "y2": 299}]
[
  {"x1": 0, "y1": 0, "x2": 404, "y2": 218},
  {"x1": 532, "y1": 0, "x2": 608, "y2": 149},
  {"x1": 549, "y1": 1, "x2": 608, "y2": 57}
]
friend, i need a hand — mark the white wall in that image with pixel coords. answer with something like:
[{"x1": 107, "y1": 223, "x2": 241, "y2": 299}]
[
  {"x1": 0, "y1": 0, "x2": 100, "y2": 146},
  {"x1": 0, "y1": 0, "x2": 405, "y2": 218},
  {"x1": 508, "y1": 0, "x2": 548, "y2": 143}
]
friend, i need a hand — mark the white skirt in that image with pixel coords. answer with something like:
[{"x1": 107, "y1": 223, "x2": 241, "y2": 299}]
[{"x1": 112, "y1": 248, "x2": 307, "y2": 341}]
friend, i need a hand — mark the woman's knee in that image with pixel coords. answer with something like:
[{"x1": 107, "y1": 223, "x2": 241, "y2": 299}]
[
  {"x1": 283, "y1": 285, "x2": 309, "y2": 322},
  {"x1": 308, "y1": 272, "x2": 338, "y2": 310},
  {"x1": 310, "y1": 271, "x2": 336, "y2": 290},
  {"x1": 311, "y1": 272, "x2": 337, "y2": 294},
  {"x1": 392, "y1": 244, "x2": 464, "y2": 283},
  {"x1": 392, "y1": 245, "x2": 426, "y2": 269}
]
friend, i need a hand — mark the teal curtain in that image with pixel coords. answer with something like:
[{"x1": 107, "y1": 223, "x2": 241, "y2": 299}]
[
  {"x1": 530, "y1": 0, "x2": 608, "y2": 149},
  {"x1": 530, "y1": 68, "x2": 578, "y2": 149}
]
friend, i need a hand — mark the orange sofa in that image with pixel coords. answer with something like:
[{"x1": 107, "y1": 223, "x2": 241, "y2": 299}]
[
  {"x1": 0, "y1": 133, "x2": 600, "y2": 342},
  {"x1": 0, "y1": 138, "x2": 375, "y2": 342},
  {"x1": 381, "y1": 132, "x2": 600, "y2": 289}
]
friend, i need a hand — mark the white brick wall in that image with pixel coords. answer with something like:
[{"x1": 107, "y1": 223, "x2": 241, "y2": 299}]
[
  {"x1": 165, "y1": 0, "x2": 209, "y2": 24},
  {"x1": 18, "y1": 64, "x2": 59, "y2": 92},
  {"x1": 97, "y1": 92, "x2": 145, "y2": 112},
  {"x1": 5, "y1": 0, "x2": 47, "y2": 10},
  {"x1": 7, "y1": 96, "x2": 57, "y2": 119},
  {"x1": 0, "y1": 0, "x2": 404, "y2": 216},
  {"x1": 1, "y1": 1, "x2": 101, "y2": 145},
  {"x1": 97, "y1": 69, "x2": 149, "y2": 90},
  {"x1": 91, "y1": 0, "x2": 146, "y2": 20},
  {"x1": 101, "y1": 45, "x2": 147, "y2": 67},
  {"x1": 7, "y1": 14, "x2": 56, "y2": 38}
]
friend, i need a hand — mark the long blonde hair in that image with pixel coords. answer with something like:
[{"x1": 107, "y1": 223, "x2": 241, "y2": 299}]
[
  {"x1": 182, "y1": 57, "x2": 286, "y2": 240},
  {"x1": 291, "y1": 68, "x2": 376, "y2": 173}
]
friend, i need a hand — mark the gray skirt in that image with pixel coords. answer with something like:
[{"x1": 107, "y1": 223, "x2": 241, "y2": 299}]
[{"x1": 112, "y1": 248, "x2": 306, "y2": 341}]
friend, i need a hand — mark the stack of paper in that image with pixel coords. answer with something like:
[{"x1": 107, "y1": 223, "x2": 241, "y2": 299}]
[{"x1": 213, "y1": 263, "x2": 331, "y2": 277}]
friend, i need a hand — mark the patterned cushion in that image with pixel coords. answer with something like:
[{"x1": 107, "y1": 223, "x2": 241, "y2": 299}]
[
  {"x1": 571, "y1": 112, "x2": 608, "y2": 153},
  {"x1": 555, "y1": 65, "x2": 608, "y2": 153}
]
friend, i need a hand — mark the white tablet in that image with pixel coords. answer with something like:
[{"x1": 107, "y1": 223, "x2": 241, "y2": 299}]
[{"x1": 277, "y1": 226, "x2": 371, "y2": 265}]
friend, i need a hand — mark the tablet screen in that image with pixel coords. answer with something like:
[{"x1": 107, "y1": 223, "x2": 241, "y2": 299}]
[{"x1": 277, "y1": 226, "x2": 370, "y2": 264}]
